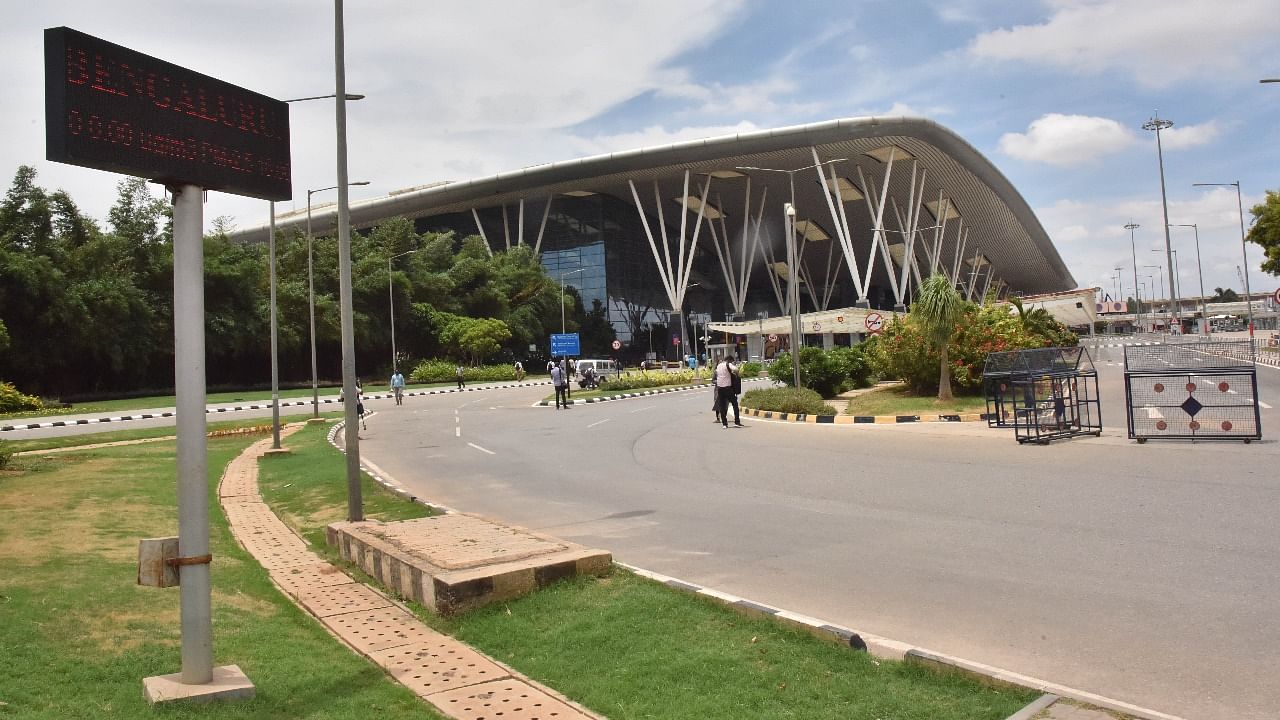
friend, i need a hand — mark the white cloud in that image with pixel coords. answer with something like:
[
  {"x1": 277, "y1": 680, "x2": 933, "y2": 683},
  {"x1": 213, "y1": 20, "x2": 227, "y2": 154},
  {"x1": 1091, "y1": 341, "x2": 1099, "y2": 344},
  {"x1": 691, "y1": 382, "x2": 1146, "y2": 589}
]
[
  {"x1": 1158, "y1": 120, "x2": 1221, "y2": 150},
  {"x1": 968, "y1": 0, "x2": 1280, "y2": 88},
  {"x1": 998, "y1": 114, "x2": 1135, "y2": 166}
]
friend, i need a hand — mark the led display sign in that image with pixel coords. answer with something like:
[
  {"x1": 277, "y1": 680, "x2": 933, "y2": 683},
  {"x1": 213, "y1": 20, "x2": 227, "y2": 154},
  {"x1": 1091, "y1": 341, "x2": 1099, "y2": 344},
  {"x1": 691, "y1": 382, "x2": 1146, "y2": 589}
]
[{"x1": 45, "y1": 27, "x2": 291, "y2": 201}]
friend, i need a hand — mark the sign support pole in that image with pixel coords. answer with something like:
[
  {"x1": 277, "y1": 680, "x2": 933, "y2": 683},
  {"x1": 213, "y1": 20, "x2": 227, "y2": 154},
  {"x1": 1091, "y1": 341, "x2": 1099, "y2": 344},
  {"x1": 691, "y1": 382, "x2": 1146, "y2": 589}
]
[
  {"x1": 141, "y1": 186, "x2": 254, "y2": 703},
  {"x1": 172, "y1": 184, "x2": 213, "y2": 685}
]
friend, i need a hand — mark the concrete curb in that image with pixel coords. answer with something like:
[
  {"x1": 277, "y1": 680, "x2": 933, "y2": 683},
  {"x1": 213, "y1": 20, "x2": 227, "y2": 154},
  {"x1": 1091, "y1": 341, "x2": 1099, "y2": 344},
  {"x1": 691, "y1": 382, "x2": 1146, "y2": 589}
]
[
  {"x1": 535, "y1": 377, "x2": 768, "y2": 407},
  {"x1": 1, "y1": 380, "x2": 554, "y2": 432},
  {"x1": 616, "y1": 564, "x2": 1187, "y2": 720},
  {"x1": 740, "y1": 406, "x2": 993, "y2": 425}
]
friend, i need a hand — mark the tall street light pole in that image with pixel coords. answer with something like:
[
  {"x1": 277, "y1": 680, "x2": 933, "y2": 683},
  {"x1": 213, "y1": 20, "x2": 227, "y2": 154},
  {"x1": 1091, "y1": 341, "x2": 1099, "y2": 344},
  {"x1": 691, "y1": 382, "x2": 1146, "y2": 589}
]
[
  {"x1": 1125, "y1": 222, "x2": 1142, "y2": 331},
  {"x1": 1170, "y1": 224, "x2": 1208, "y2": 335},
  {"x1": 560, "y1": 268, "x2": 585, "y2": 335},
  {"x1": 1143, "y1": 114, "x2": 1180, "y2": 331},
  {"x1": 305, "y1": 181, "x2": 370, "y2": 419},
  {"x1": 1192, "y1": 181, "x2": 1255, "y2": 337},
  {"x1": 388, "y1": 249, "x2": 420, "y2": 373},
  {"x1": 333, "y1": 0, "x2": 364, "y2": 522}
]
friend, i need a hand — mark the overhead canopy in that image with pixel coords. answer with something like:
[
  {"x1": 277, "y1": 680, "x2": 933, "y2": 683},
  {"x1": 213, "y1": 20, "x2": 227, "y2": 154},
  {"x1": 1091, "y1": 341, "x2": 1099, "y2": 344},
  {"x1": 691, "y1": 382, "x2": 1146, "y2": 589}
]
[{"x1": 232, "y1": 116, "x2": 1076, "y2": 295}]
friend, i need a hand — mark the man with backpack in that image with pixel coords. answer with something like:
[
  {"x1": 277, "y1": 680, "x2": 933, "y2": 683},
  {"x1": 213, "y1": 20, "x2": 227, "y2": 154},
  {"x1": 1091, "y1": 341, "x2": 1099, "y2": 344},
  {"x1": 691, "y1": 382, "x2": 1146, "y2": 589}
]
[{"x1": 715, "y1": 354, "x2": 743, "y2": 428}]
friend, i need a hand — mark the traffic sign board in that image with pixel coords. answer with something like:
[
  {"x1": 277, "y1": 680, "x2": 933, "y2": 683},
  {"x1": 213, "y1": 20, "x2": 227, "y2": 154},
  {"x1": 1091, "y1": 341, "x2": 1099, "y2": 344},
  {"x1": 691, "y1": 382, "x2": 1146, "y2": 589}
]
[
  {"x1": 611, "y1": 339, "x2": 622, "y2": 350},
  {"x1": 865, "y1": 312, "x2": 884, "y2": 333},
  {"x1": 672, "y1": 336, "x2": 681, "y2": 346},
  {"x1": 812, "y1": 322, "x2": 822, "y2": 332},
  {"x1": 550, "y1": 333, "x2": 580, "y2": 356}
]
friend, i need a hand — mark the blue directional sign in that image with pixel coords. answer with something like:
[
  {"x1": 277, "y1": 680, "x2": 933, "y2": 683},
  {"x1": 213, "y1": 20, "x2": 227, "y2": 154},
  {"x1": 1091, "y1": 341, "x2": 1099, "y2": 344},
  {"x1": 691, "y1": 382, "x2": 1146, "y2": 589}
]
[{"x1": 550, "y1": 333, "x2": 580, "y2": 357}]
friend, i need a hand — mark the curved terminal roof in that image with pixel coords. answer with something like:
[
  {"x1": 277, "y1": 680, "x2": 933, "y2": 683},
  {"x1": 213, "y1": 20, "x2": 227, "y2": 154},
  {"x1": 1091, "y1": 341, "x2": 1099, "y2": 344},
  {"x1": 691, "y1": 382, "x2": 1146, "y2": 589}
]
[{"x1": 233, "y1": 117, "x2": 1075, "y2": 293}]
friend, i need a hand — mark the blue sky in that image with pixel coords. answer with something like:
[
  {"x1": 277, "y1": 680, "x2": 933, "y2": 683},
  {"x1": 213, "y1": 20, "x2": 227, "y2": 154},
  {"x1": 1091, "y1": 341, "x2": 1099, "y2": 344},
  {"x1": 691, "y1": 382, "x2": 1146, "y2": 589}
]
[{"x1": 6, "y1": 0, "x2": 1278, "y2": 297}]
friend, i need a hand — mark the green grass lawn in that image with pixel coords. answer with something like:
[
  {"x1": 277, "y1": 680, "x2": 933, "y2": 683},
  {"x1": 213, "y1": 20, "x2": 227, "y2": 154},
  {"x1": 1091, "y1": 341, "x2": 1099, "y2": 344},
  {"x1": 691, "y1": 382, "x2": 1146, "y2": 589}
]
[
  {"x1": 0, "y1": 429, "x2": 445, "y2": 719},
  {"x1": 1, "y1": 382, "x2": 469, "y2": 421},
  {"x1": 0, "y1": 414, "x2": 345, "y2": 455},
  {"x1": 844, "y1": 385, "x2": 987, "y2": 416}
]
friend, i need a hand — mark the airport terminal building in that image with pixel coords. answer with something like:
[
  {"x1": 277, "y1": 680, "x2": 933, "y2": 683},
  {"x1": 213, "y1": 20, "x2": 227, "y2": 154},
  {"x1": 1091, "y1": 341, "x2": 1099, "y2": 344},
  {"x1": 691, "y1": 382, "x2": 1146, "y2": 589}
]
[{"x1": 233, "y1": 117, "x2": 1076, "y2": 357}]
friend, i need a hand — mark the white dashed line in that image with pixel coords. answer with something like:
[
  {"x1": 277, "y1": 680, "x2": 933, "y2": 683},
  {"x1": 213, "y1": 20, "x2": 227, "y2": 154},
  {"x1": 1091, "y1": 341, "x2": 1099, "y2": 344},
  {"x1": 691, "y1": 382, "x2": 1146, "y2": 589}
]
[
  {"x1": 466, "y1": 442, "x2": 495, "y2": 455},
  {"x1": 587, "y1": 419, "x2": 610, "y2": 428},
  {"x1": 629, "y1": 405, "x2": 655, "y2": 414}
]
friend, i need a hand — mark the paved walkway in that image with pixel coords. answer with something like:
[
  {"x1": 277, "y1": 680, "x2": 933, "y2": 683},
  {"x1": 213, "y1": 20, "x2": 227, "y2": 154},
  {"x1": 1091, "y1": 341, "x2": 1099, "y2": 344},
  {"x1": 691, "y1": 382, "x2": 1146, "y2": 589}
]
[{"x1": 219, "y1": 425, "x2": 600, "y2": 720}]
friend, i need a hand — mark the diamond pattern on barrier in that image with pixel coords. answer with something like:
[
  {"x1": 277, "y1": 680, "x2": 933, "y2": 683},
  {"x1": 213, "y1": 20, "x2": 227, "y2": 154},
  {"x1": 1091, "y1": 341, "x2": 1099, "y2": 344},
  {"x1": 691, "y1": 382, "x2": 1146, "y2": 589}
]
[{"x1": 1180, "y1": 395, "x2": 1204, "y2": 417}]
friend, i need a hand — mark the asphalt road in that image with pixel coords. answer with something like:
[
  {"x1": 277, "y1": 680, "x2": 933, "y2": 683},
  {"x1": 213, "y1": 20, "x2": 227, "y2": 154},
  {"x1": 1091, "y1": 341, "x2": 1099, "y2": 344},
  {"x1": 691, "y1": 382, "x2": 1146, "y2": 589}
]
[{"x1": 352, "y1": 343, "x2": 1278, "y2": 720}]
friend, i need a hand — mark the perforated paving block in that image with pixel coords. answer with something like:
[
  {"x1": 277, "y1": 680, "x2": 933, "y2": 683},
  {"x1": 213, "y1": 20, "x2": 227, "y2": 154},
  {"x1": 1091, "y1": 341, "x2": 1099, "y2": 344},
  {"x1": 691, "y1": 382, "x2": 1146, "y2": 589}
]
[
  {"x1": 297, "y1": 581, "x2": 394, "y2": 618},
  {"x1": 426, "y1": 680, "x2": 584, "y2": 719},
  {"x1": 271, "y1": 563, "x2": 355, "y2": 596},
  {"x1": 370, "y1": 638, "x2": 508, "y2": 694},
  {"x1": 321, "y1": 606, "x2": 444, "y2": 654}
]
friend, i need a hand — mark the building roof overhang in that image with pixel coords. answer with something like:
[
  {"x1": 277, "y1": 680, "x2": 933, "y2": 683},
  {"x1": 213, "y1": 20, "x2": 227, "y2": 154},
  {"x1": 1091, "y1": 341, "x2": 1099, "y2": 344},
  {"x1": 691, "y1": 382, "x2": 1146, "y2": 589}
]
[{"x1": 231, "y1": 116, "x2": 1075, "y2": 292}]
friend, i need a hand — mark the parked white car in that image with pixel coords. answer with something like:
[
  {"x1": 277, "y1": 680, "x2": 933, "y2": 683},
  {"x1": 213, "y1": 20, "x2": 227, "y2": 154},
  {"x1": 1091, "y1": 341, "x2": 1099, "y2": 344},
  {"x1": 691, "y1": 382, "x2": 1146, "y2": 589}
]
[{"x1": 574, "y1": 358, "x2": 620, "y2": 387}]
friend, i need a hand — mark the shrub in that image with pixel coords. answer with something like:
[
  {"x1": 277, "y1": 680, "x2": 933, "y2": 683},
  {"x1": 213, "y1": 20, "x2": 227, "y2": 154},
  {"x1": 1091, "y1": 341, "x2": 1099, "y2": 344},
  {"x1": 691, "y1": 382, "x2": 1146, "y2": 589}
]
[
  {"x1": 0, "y1": 381, "x2": 43, "y2": 414},
  {"x1": 741, "y1": 387, "x2": 837, "y2": 416},
  {"x1": 600, "y1": 369, "x2": 708, "y2": 392},
  {"x1": 0, "y1": 439, "x2": 11, "y2": 470},
  {"x1": 408, "y1": 359, "x2": 515, "y2": 383},
  {"x1": 868, "y1": 303, "x2": 1074, "y2": 395},
  {"x1": 738, "y1": 361, "x2": 763, "y2": 378},
  {"x1": 765, "y1": 345, "x2": 873, "y2": 397}
]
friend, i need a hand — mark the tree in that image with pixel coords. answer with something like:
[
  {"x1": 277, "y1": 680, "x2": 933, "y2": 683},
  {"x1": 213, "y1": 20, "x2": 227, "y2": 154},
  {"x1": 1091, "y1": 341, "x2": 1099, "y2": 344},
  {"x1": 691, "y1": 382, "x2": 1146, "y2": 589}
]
[
  {"x1": 1246, "y1": 189, "x2": 1280, "y2": 277},
  {"x1": 1211, "y1": 287, "x2": 1240, "y2": 303},
  {"x1": 914, "y1": 274, "x2": 967, "y2": 401}
]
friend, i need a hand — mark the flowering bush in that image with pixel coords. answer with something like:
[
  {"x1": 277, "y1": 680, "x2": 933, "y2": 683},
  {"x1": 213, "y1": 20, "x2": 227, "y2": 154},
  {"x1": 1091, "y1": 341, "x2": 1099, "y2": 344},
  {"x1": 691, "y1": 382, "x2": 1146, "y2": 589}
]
[
  {"x1": 869, "y1": 304, "x2": 1076, "y2": 395},
  {"x1": 409, "y1": 359, "x2": 515, "y2": 383},
  {"x1": 600, "y1": 369, "x2": 707, "y2": 391},
  {"x1": 0, "y1": 381, "x2": 43, "y2": 414}
]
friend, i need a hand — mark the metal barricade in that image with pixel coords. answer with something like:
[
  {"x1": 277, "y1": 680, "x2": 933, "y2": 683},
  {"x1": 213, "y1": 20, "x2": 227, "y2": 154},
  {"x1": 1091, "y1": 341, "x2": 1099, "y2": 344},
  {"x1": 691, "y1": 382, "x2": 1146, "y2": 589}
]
[
  {"x1": 1123, "y1": 341, "x2": 1261, "y2": 443},
  {"x1": 983, "y1": 347, "x2": 1102, "y2": 443}
]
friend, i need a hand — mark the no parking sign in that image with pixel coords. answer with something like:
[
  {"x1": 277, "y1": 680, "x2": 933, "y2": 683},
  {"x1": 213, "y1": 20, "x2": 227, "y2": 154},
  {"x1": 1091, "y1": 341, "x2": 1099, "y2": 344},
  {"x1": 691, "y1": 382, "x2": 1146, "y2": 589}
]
[{"x1": 865, "y1": 312, "x2": 884, "y2": 334}]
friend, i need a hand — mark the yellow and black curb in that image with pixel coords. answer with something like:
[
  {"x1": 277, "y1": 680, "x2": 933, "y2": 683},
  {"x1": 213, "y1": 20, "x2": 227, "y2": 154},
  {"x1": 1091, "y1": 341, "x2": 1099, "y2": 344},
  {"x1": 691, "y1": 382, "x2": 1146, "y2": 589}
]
[{"x1": 740, "y1": 406, "x2": 992, "y2": 425}]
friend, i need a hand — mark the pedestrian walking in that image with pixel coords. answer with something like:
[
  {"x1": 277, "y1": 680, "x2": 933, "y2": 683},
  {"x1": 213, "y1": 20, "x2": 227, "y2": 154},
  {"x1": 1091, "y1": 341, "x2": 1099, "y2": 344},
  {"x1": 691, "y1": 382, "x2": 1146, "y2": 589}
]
[
  {"x1": 356, "y1": 387, "x2": 368, "y2": 430},
  {"x1": 514, "y1": 360, "x2": 525, "y2": 381},
  {"x1": 455, "y1": 364, "x2": 466, "y2": 390},
  {"x1": 390, "y1": 370, "x2": 405, "y2": 405},
  {"x1": 560, "y1": 357, "x2": 572, "y2": 399},
  {"x1": 551, "y1": 361, "x2": 570, "y2": 409},
  {"x1": 715, "y1": 354, "x2": 742, "y2": 428}
]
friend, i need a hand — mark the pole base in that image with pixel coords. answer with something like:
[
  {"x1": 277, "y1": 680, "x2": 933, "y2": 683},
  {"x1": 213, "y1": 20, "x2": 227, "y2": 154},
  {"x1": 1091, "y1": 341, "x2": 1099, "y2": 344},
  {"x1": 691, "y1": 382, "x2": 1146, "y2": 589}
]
[
  {"x1": 855, "y1": 299, "x2": 871, "y2": 309},
  {"x1": 262, "y1": 448, "x2": 292, "y2": 457},
  {"x1": 893, "y1": 304, "x2": 907, "y2": 314},
  {"x1": 306, "y1": 417, "x2": 328, "y2": 425},
  {"x1": 143, "y1": 665, "x2": 255, "y2": 705}
]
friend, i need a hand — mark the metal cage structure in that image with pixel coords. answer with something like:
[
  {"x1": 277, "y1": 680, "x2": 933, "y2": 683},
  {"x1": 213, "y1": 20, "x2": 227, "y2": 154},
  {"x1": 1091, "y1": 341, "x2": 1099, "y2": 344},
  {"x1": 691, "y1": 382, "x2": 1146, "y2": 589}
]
[
  {"x1": 982, "y1": 347, "x2": 1102, "y2": 443},
  {"x1": 1123, "y1": 341, "x2": 1261, "y2": 443}
]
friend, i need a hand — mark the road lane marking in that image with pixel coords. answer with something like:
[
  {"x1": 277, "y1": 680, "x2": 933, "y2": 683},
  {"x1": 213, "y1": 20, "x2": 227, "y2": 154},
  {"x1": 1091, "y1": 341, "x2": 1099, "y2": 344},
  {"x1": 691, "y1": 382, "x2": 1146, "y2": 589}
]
[
  {"x1": 587, "y1": 419, "x2": 610, "y2": 428},
  {"x1": 629, "y1": 405, "x2": 655, "y2": 414},
  {"x1": 467, "y1": 442, "x2": 495, "y2": 455},
  {"x1": 1260, "y1": 400, "x2": 1273, "y2": 409},
  {"x1": 455, "y1": 427, "x2": 461, "y2": 437}
]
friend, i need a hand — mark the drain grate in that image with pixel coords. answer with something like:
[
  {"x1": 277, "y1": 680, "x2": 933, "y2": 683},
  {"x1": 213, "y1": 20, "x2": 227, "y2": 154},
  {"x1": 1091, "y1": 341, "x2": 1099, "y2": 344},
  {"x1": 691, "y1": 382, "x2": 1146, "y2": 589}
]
[
  {"x1": 427, "y1": 680, "x2": 579, "y2": 719},
  {"x1": 297, "y1": 582, "x2": 393, "y2": 618},
  {"x1": 321, "y1": 606, "x2": 443, "y2": 653},
  {"x1": 371, "y1": 638, "x2": 507, "y2": 694}
]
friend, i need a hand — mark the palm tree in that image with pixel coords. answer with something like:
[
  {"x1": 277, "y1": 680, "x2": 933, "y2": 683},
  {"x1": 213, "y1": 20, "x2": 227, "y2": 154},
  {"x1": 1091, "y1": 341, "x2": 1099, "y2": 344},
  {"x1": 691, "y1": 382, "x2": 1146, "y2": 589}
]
[
  {"x1": 915, "y1": 274, "x2": 966, "y2": 401},
  {"x1": 1009, "y1": 297, "x2": 1055, "y2": 340}
]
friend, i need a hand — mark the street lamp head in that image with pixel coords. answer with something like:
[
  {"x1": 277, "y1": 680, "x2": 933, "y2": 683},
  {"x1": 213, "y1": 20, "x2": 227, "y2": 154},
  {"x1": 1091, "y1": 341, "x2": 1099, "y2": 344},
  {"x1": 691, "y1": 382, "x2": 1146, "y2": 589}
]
[
  {"x1": 784, "y1": 202, "x2": 796, "y2": 217},
  {"x1": 1142, "y1": 117, "x2": 1173, "y2": 132},
  {"x1": 1124, "y1": 222, "x2": 1140, "y2": 231},
  {"x1": 1260, "y1": 79, "x2": 1280, "y2": 84}
]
